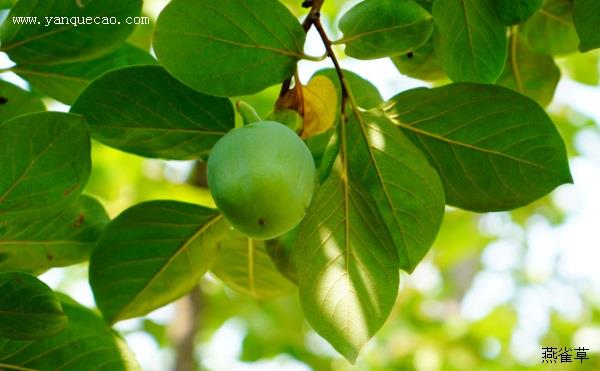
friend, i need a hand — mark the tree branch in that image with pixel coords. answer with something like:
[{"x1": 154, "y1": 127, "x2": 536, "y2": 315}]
[{"x1": 170, "y1": 286, "x2": 202, "y2": 371}]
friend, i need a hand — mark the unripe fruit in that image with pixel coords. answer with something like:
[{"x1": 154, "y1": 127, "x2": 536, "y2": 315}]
[{"x1": 207, "y1": 121, "x2": 316, "y2": 240}]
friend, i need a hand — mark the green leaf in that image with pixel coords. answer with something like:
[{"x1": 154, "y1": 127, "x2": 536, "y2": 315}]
[
  {"x1": 0, "y1": 272, "x2": 66, "y2": 340},
  {"x1": 307, "y1": 69, "x2": 383, "y2": 183},
  {"x1": 265, "y1": 231, "x2": 298, "y2": 284},
  {"x1": 433, "y1": 0, "x2": 507, "y2": 83},
  {"x1": 383, "y1": 83, "x2": 572, "y2": 211},
  {"x1": 154, "y1": 0, "x2": 306, "y2": 97},
  {"x1": 127, "y1": 19, "x2": 155, "y2": 51},
  {"x1": 0, "y1": 80, "x2": 45, "y2": 123},
  {"x1": 0, "y1": 195, "x2": 109, "y2": 273},
  {"x1": 292, "y1": 160, "x2": 399, "y2": 363},
  {"x1": 71, "y1": 65, "x2": 234, "y2": 160},
  {"x1": 494, "y1": 0, "x2": 544, "y2": 25},
  {"x1": 337, "y1": 0, "x2": 433, "y2": 60},
  {"x1": 0, "y1": 0, "x2": 16, "y2": 10},
  {"x1": 14, "y1": 44, "x2": 156, "y2": 105},
  {"x1": 573, "y1": 0, "x2": 600, "y2": 52},
  {"x1": 0, "y1": 0, "x2": 142, "y2": 64},
  {"x1": 521, "y1": 0, "x2": 579, "y2": 55},
  {"x1": 347, "y1": 110, "x2": 445, "y2": 272},
  {"x1": 0, "y1": 295, "x2": 140, "y2": 370},
  {"x1": 89, "y1": 201, "x2": 228, "y2": 323},
  {"x1": 0, "y1": 112, "x2": 91, "y2": 222},
  {"x1": 391, "y1": 38, "x2": 446, "y2": 81},
  {"x1": 313, "y1": 69, "x2": 383, "y2": 110},
  {"x1": 497, "y1": 32, "x2": 560, "y2": 106},
  {"x1": 211, "y1": 230, "x2": 295, "y2": 299}
]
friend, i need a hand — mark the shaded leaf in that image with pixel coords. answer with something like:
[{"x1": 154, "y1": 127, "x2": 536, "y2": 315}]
[
  {"x1": 89, "y1": 201, "x2": 228, "y2": 323},
  {"x1": 301, "y1": 76, "x2": 337, "y2": 138},
  {"x1": 0, "y1": 195, "x2": 109, "y2": 273},
  {"x1": 292, "y1": 158, "x2": 399, "y2": 363},
  {"x1": 494, "y1": 0, "x2": 544, "y2": 25},
  {"x1": 0, "y1": 0, "x2": 142, "y2": 64},
  {"x1": 0, "y1": 80, "x2": 45, "y2": 123},
  {"x1": 154, "y1": 0, "x2": 306, "y2": 96},
  {"x1": 391, "y1": 37, "x2": 446, "y2": 81},
  {"x1": 0, "y1": 272, "x2": 66, "y2": 340},
  {"x1": 15, "y1": 44, "x2": 156, "y2": 105},
  {"x1": 265, "y1": 230, "x2": 298, "y2": 284},
  {"x1": 337, "y1": 0, "x2": 433, "y2": 60},
  {"x1": 383, "y1": 83, "x2": 572, "y2": 211},
  {"x1": 521, "y1": 0, "x2": 579, "y2": 55},
  {"x1": 0, "y1": 112, "x2": 90, "y2": 222},
  {"x1": 433, "y1": 0, "x2": 507, "y2": 83},
  {"x1": 573, "y1": 0, "x2": 600, "y2": 52},
  {"x1": 347, "y1": 110, "x2": 445, "y2": 272},
  {"x1": 497, "y1": 32, "x2": 560, "y2": 106},
  {"x1": 0, "y1": 295, "x2": 140, "y2": 370},
  {"x1": 211, "y1": 230, "x2": 295, "y2": 299},
  {"x1": 71, "y1": 65, "x2": 234, "y2": 160}
]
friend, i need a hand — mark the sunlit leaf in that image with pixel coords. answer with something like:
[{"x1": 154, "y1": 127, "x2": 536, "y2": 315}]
[
  {"x1": 0, "y1": 195, "x2": 109, "y2": 273},
  {"x1": 90, "y1": 201, "x2": 228, "y2": 323},
  {"x1": 0, "y1": 272, "x2": 66, "y2": 340},
  {"x1": 337, "y1": 0, "x2": 433, "y2": 60},
  {"x1": 383, "y1": 83, "x2": 572, "y2": 211},
  {"x1": 301, "y1": 76, "x2": 337, "y2": 138},
  {"x1": 347, "y1": 110, "x2": 445, "y2": 272},
  {"x1": 293, "y1": 161, "x2": 399, "y2": 363},
  {"x1": 71, "y1": 65, "x2": 234, "y2": 160},
  {"x1": 154, "y1": 0, "x2": 306, "y2": 96},
  {"x1": 0, "y1": 112, "x2": 90, "y2": 222}
]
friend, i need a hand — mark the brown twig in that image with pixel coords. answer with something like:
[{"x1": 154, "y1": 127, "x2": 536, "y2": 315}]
[
  {"x1": 311, "y1": 15, "x2": 348, "y2": 119},
  {"x1": 278, "y1": 0, "x2": 326, "y2": 98}
]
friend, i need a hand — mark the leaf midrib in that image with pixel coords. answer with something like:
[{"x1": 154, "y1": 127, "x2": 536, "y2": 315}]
[
  {"x1": 338, "y1": 18, "x2": 432, "y2": 44},
  {"x1": 392, "y1": 118, "x2": 561, "y2": 175},
  {"x1": 158, "y1": 30, "x2": 304, "y2": 59},
  {"x1": 110, "y1": 214, "x2": 223, "y2": 323}
]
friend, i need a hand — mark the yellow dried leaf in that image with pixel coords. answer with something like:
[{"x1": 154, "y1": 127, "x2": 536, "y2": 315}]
[{"x1": 301, "y1": 75, "x2": 337, "y2": 139}]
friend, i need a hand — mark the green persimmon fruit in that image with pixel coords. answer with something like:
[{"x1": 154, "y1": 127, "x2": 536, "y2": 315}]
[{"x1": 207, "y1": 121, "x2": 316, "y2": 240}]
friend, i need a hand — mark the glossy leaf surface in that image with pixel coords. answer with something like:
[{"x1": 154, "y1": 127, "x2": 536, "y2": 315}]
[
  {"x1": 154, "y1": 0, "x2": 306, "y2": 96},
  {"x1": 90, "y1": 201, "x2": 227, "y2": 323},
  {"x1": 71, "y1": 65, "x2": 234, "y2": 159},
  {"x1": 383, "y1": 83, "x2": 572, "y2": 211}
]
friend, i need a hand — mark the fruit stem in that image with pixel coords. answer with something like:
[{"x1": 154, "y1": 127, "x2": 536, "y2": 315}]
[{"x1": 236, "y1": 101, "x2": 262, "y2": 126}]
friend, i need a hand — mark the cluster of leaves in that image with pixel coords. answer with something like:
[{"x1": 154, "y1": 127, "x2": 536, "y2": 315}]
[{"x1": 0, "y1": 0, "x2": 596, "y2": 367}]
